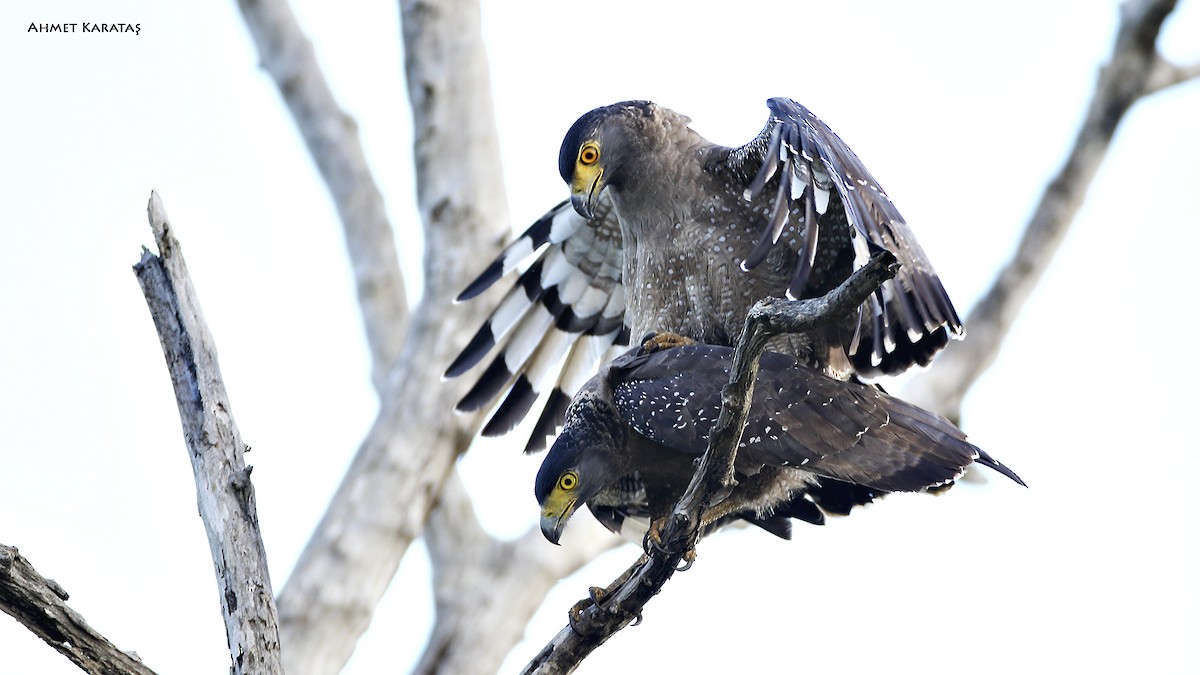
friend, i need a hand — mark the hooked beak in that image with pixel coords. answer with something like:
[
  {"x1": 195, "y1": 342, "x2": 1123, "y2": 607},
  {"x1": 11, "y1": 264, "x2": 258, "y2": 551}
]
[
  {"x1": 569, "y1": 167, "x2": 604, "y2": 220},
  {"x1": 539, "y1": 498, "x2": 578, "y2": 545}
]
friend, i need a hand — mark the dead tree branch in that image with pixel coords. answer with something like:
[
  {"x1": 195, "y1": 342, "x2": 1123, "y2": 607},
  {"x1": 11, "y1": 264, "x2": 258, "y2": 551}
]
[
  {"x1": 522, "y1": 252, "x2": 899, "y2": 675},
  {"x1": 0, "y1": 544, "x2": 158, "y2": 675},
  {"x1": 905, "y1": 0, "x2": 1196, "y2": 420},
  {"x1": 1146, "y1": 56, "x2": 1200, "y2": 95},
  {"x1": 235, "y1": 0, "x2": 409, "y2": 392},
  {"x1": 132, "y1": 192, "x2": 283, "y2": 675}
]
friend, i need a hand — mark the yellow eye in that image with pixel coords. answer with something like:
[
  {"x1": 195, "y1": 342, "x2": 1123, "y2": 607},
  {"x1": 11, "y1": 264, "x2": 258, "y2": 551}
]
[
  {"x1": 558, "y1": 471, "x2": 579, "y2": 491},
  {"x1": 579, "y1": 143, "x2": 600, "y2": 166}
]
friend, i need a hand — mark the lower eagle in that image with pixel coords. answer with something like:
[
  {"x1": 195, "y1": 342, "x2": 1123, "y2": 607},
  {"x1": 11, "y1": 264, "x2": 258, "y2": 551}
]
[{"x1": 536, "y1": 334, "x2": 1024, "y2": 544}]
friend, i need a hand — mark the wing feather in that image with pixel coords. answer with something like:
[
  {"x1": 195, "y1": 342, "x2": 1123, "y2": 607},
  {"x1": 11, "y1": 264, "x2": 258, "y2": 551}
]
[
  {"x1": 449, "y1": 194, "x2": 628, "y2": 444},
  {"x1": 736, "y1": 98, "x2": 963, "y2": 375},
  {"x1": 609, "y1": 343, "x2": 1023, "y2": 492}
]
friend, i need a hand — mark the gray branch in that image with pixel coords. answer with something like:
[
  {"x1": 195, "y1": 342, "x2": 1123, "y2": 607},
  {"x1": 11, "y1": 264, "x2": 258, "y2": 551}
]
[
  {"x1": 0, "y1": 544, "x2": 158, "y2": 675},
  {"x1": 132, "y1": 192, "x2": 283, "y2": 675},
  {"x1": 236, "y1": 0, "x2": 408, "y2": 391},
  {"x1": 1146, "y1": 56, "x2": 1200, "y2": 95},
  {"x1": 905, "y1": 0, "x2": 1186, "y2": 420},
  {"x1": 522, "y1": 252, "x2": 899, "y2": 675}
]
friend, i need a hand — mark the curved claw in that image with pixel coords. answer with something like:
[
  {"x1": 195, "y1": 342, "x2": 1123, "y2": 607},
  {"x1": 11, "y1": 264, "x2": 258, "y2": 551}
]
[
  {"x1": 641, "y1": 517, "x2": 669, "y2": 557},
  {"x1": 675, "y1": 548, "x2": 698, "y2": 572}
]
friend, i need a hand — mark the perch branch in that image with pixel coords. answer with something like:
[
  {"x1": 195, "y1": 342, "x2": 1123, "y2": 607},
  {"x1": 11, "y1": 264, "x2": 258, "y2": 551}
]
[
  {"x1": 132, "y1": 192, "x2": 283, "y2": 675},
  {"x1": 0, "y1": 544, "x2": 157, "y2": 675},
  {"x1": 522, "y1": 251, "x2": 899, "y2": 675},
  {"x1": 904, "y1": 0, "x2": 1189, "y2": 420}
]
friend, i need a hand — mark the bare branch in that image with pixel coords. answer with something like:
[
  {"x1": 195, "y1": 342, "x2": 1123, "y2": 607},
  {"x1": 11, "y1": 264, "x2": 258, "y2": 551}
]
[
  {"x1": 236, "y1": 0, "x2": 409, "y2": 390},
  {"x1": 523, "y1": 252, "x2": 899, "y2": 674},
  {"x1": 132, "y1": 192, "x2": 283, "y2": 675},
  {"x1": 254, "y1": 0, "x2": 515, "y2": 670},
  {"x1": 0, "y1": 544, "x2": 158, "y2": 675},
  {"x1": 905, "y1": 0, "x2": 1185, "y2": 419}
]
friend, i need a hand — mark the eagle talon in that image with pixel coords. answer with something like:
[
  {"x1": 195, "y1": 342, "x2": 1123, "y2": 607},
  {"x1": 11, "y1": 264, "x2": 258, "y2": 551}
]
[
  {"x1": 568, "y1": 597, "x2": 599, "y2": 636},
  {"x1": 642, "y1": 516, "x2": 699, "y2": 569},
  {"x1": 640, "y1": 331, "x2": 697, "y2": 354},
  {"x1": 642, "y1": 517, "x2": 668, "y2": 556},
  {"x1": 587, "y1": 585, "x2": 607, "y2": 605}
]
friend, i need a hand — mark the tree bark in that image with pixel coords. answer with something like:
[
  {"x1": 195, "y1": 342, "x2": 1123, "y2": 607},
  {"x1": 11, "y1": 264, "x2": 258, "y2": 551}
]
[
  {"x1": 0, "y1": 544, "x2": 158, "y2": 675},
  {"x1": 133, "y1": 192, "x2": 284, "y2": 675}
]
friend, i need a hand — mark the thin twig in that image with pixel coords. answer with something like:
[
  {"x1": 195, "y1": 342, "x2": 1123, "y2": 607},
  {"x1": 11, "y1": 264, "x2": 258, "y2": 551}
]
[
  {"x1": 522, "y1": 251, "x2": 899, "y2": 675},
  {"x1": 132, "y1": 192, "x2": 283, "y2": 675},
  {"x1": 1146, "y1": 56, "x2": 1200, "y2": 95},
  {"x1": 0, "y1": 544, "x2": 158, "y2": 675}
]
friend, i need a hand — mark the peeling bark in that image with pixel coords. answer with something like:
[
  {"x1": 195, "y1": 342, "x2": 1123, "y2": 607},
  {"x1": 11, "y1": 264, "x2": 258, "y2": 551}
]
[{"x1": 133, "y1": 193, "x2": 283, "y2": 675}]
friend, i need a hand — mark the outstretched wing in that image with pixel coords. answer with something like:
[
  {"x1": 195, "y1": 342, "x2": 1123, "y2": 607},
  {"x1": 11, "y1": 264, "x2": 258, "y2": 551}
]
[
  {"x1": 732, "y1": 98, "x2": 962, "y2": 376},
  {"x1": 609, "y1": 344, "x2": 1023, "y2": 493},
  {"x1": 447, "y1": 195, "x2": 630, "y2": 453}
]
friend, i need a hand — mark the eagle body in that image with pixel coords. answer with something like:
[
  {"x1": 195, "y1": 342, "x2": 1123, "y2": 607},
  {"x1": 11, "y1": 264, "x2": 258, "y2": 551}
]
[
  {"x1": 451, "y1": 98, "x2": 962, "y2": 452},
  {"x1": 535, "y1": 339, "x2": 1025, "y2": 544},
  {"x1": 565, "y1": 101, "x2": 854, "y2": 369}
]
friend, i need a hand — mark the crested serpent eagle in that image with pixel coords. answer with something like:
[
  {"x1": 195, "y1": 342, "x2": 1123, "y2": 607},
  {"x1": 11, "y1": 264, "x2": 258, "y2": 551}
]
[
  {"x1": 536, "y1": 335, "x2": 1024, "y2": 544},
  {"x1": 448, "y1": 98, "x2": 962, "y2": 452}
]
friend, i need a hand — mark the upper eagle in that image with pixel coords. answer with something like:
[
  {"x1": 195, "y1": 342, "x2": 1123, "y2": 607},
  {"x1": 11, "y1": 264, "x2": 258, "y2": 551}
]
[{"x1": 448, "y1": 98, "x2": 962, "y2": 452}]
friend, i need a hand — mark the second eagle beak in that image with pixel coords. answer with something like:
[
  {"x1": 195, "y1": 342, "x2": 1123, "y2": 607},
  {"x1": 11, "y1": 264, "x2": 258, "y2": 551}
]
[{"x1": 570, "y1": 166, "x2": 604, "y2": 220}]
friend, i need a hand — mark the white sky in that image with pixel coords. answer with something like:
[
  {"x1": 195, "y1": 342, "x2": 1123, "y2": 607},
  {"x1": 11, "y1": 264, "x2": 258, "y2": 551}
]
[{"x1": 2, "y1": 1, "x2": 1198, "y2": 673}]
